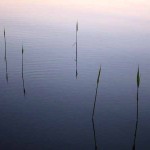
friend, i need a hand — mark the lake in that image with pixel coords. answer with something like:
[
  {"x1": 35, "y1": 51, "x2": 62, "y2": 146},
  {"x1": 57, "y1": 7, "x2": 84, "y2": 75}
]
[{"x1": 0, "y1": 0, "x2": 150, "y2": 149}]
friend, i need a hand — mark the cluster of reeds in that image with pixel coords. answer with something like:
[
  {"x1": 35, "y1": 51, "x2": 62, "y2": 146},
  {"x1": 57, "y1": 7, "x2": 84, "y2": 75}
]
[
  {"x1": 91, "y1": 66, "x2": 140, "y2": 150},
  {"x1": 3, "y1": 28, "x2": 26, "y2": 96}
]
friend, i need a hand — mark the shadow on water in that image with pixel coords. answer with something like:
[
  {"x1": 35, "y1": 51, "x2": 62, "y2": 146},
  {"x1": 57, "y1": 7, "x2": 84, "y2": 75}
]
[
  {"x1": 4, "y1": 28, "x2": 8, "y2": 83},
  {"x1": 75, "y1": 21, "x2": 78, "y2": 79},
  {"x1": 92, "y1": 66, "x2": 101, "y2": 150},
  {"x1": 132, "y1": 66, "x2": 140, "y2": 150},
  {"x1": 22, "y1": 45, "x2": 26, "y2": 97}
]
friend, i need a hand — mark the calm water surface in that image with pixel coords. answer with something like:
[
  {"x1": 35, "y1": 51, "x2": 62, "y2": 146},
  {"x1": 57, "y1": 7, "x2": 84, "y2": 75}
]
[{"x1": 0, "y1": 0, "x2": 150, "y2": 149}]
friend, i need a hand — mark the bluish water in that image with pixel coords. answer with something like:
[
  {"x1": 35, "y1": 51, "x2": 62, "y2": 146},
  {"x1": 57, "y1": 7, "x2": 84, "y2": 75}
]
[{"x1": 0, "y1": 1, "x2": 150, "y2": 149}]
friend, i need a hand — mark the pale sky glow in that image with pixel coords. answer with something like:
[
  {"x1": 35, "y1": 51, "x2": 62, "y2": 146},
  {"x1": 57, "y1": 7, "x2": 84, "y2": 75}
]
[
  {"x1": 0, "y1": 0, "x2": 150, "y2": 18},
  {"x1": 0, "y1": 0, "x2": 150, "y2": 32}
]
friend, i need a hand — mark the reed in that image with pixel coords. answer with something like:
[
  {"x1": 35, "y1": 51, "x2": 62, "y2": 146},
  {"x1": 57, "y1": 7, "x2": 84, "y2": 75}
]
[
  {"x1": 22, "y1": 45, "x2": 26, "y2": 96},
  {"x1": 92, "y1": 66, "x2": 101, "y2": 117},
  {"x1": 92, "y1": 66, "x2": 101, "y2": 150},
  {"x1": 75, "y1": 21, "x2": 78, "y2": 78},
  {"x1": 4, "y1": 28, "x2": 5, "y2": 38},
  {"x1": 137, "y1": 65, "x2": 140, "y2": 88},
  {"x1": 4, "y1": 28, "x2": 7, "y2": 60},
  {"x1": 132, "y1": 66, "x2": 140, "y2": 150},
  {"x1": 3, "y1": 28, "x2": 8, "y2": 82}
]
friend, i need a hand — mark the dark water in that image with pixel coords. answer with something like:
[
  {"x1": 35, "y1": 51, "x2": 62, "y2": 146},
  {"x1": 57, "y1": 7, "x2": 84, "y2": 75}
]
[{"x1": 0, "y1": 1, "x2": 150, "y2": 149}]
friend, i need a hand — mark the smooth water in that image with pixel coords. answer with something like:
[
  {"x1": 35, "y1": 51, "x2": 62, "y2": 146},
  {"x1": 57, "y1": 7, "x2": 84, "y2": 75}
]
[{"x1": 0, "y1": 0, "x2": 150, "y2": 149}]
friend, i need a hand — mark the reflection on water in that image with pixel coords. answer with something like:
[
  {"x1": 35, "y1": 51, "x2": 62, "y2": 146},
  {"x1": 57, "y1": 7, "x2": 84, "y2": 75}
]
[
  {"x1": 4, "y1": 29, "x2": 8, "y2": 83},
  {"x1": 92, "y1": 117, "x2": 98, "y2": 150},
  {"x1": 132, "y1": 66, "x2": 140, "y2": 150},
  {"x1": 75, "y1": 21, "x2": 78, "y2": 79},
  {"x1": 92, "y1": 66, "x2": 101, "y2": 150},
  {"x1": 132, "y1": 88, "x2": 139, "y2": 150},
  {"x1": 0, "y1": 0, "x2": 150, "y2": 149},
  {"x1": 92, "y1": 66, "x2": 101, "y2": 117},
  {"x1": 22, "y1": 45, "x2": 26, "y2": 96}
]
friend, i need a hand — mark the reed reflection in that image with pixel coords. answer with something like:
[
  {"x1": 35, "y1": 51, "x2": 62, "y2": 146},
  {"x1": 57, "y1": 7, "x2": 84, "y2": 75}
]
[
  {"x1": 132, "y1": 66, "x2": 140, "y2": 150},
  {"x1": 75, "y1": 21, "x2": 78, "y2": 78},
  {"x1": 92, "y1": 66, "x2": 101, "y2": 117},
  {"x1": 22, "y1": 45, "x2": 26, "y2": 96},
  {"x1": 92, "y1": 66, "x2": 101, "y2": 150},
  {"x1": 92, "y1": 116, "x2": 98, "y2": 150},
  {"x1": 4, "y1": 28, "x2": 8, "y2": 83}
]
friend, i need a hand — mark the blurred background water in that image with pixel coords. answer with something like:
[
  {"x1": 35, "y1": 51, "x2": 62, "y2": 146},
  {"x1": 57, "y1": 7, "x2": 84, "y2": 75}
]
[{"x1": 0, "y1": 0, "x2": 150, "y2": 149}]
